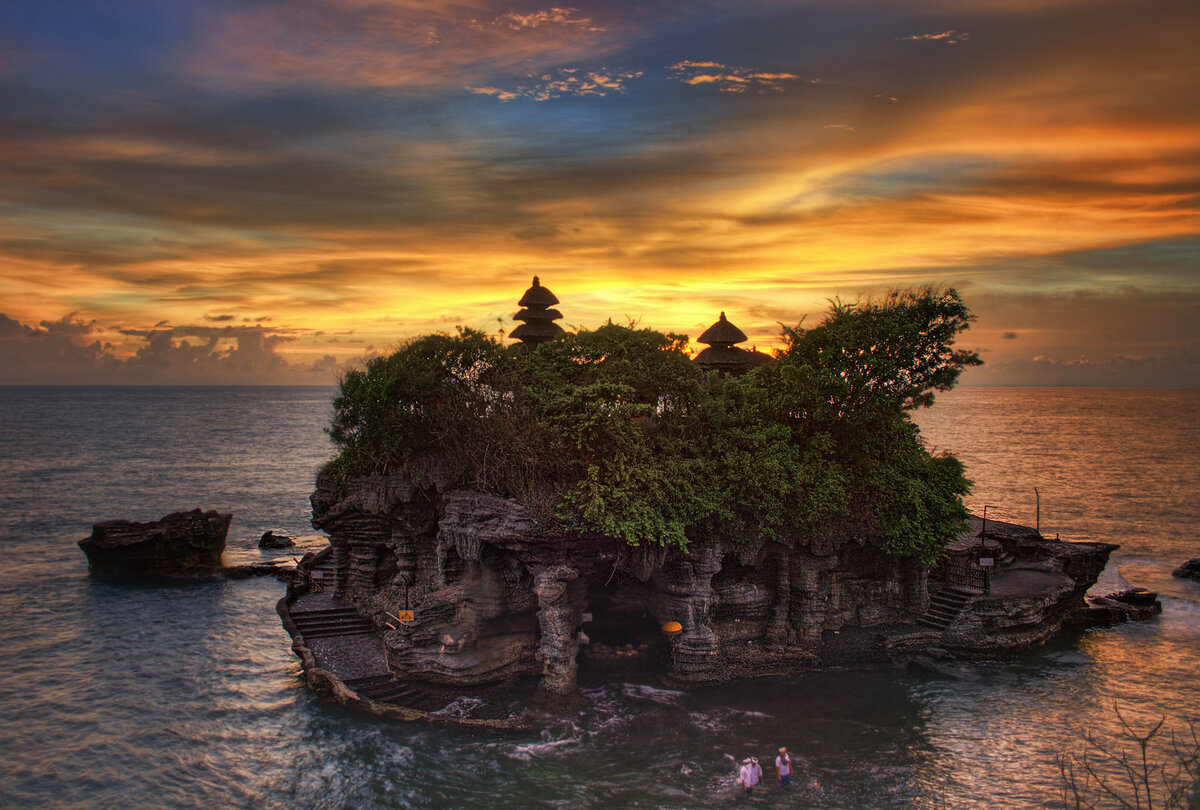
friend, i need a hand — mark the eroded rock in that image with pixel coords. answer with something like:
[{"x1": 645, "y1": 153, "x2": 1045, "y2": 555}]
[
  {"x1": 1173, "y1": 558, "x2": 1200, "y2": 581},
  {"x1": 79, "y1": 509, "x2": 231, "y2": 578},
  {"x1": 259, "y1": 530, "x2": 296, "y2": 549}
]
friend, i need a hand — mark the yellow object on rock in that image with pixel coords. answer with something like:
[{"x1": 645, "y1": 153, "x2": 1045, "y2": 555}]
[{"x1": 661, "y1": 621, "x2": 683, "y2": 635}]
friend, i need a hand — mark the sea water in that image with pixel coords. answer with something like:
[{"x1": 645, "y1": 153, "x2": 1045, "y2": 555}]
[{"x1": 0, "y1": 386, "x2": 1196, "y2": 809}]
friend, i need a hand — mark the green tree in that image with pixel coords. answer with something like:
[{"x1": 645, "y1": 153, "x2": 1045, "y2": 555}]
[{"x1": 322, "y1": 288, "x2": 982, "y2": 561}]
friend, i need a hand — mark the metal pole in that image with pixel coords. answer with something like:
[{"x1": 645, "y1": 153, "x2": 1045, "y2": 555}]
[
  {"x1": 982, "y1": 504, "x2": 996, "y2": 539},
  {"x1": 1035, "y1": 487, "x2": 1040, "y2": 535}
]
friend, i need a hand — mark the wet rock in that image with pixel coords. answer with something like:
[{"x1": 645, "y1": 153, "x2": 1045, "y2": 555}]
[
  {"x1": 222, "y1": 560, "x2": 294, "y2": 581},
  {"x1": 79, "y1": 509, "x2": 231, "y2": 578},
  {"x1": 1172, "y1": 558, "x2": 1200, "y2": 581},
  {"x1": 303, "y1": 476, "x2": 1122, "y2": 701},
  {"x1": 307, "y1": 472, "x2": 935, "y2": 697},
  {"x1": 1080, "y1": 589, "x2": 1163, "y2": 624},
  {"x1": 258, "y1": 530, "x2": 296, "y2": 549}
]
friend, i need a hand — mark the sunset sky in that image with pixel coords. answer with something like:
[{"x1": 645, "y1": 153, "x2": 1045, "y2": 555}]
[{"x1": 1, "y1": 0, "x2": 1197, "y2": 385}]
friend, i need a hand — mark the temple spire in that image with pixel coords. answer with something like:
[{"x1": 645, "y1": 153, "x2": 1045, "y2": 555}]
[
  {"x1": 694, "y1": 311, "x2": 772, "y2": 374},
  {"x1": 511, "y1": 276, "x2": 565, "y2": 351}
]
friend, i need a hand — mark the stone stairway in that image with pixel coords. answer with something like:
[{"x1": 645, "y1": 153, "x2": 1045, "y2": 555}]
[
  {"x1": 288, "y1": 605, "x2": 374, "y2": 639},
  {"x1": 918, "y1": 586, "x2": 975, "y2": 630},
  {"x1": 342, "y1": 674, "x2": 453, "y2": 712},
  {"x1": 309, "y1": 557, "x2": 336, "y2": 588}
]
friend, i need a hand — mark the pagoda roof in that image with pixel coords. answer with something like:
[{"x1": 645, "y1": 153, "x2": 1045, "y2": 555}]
[
  {"x1": 513, "y1": 307, "x2": 564, "y2": 323},
  {"x1": 694, "y1": 345, "x2": 775, "y2": 374},
  {"x1": 697, "y1": 312, "x2": 748, "y2": 346},
  {"x1": 510, "y1": 321, "x2": 566, "y2": 341},
  {"x1": 517, "y1": 276, "x2": 560, "y2": 308}
]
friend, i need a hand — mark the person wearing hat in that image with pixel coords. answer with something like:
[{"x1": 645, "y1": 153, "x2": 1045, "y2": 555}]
[
  {"x1": 775, "y1": 747, "x2": 792, "y2": 789},
  {"x1": 738, "y1": 756, "x2": 762, "y2": 795}
]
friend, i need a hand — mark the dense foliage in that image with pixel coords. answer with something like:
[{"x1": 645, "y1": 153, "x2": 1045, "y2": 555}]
[{"x1": 325, "y1": 287, "x2": 981, "y2": 563}]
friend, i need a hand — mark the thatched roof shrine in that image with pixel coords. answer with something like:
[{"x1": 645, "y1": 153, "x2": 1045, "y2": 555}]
[
  {"x1": 694, "y1": 311, "x2": 773, "y2": 374},
  {"x1": 511, "y1": 276, "x2": 566, "y2": 350}
]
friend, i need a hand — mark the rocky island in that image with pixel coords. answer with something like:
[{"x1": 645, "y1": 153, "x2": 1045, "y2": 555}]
[{"x1": 279, "y1": 281, "x2": 1159, "y2": 726}]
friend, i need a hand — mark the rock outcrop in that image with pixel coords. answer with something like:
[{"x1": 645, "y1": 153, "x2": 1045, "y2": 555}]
[
  {"x1": 79, "y1": 509, "x2": 231, "y2": 578},
  {"x1": 304, "y1": 478, "x2": 1143, "y2": 703},
  {"x1": 927, "y1": 517, "x2": 1124, "y2": 656},
  {"x1": 1173, "y1": 558, "x2": 1200, "y2": 581},
  {"x1": 258, "y1": 530, "x2": 296, "y2": 549},
  {"x1": 309, "y1": 474, "x2": 939, "y2": 697}
]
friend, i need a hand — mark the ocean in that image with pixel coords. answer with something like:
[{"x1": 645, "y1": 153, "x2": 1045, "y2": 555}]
[{"x1": 0, "y1": 385, "x2": 1196, "y2": 809}]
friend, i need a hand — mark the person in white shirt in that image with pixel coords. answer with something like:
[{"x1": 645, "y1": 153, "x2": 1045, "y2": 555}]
[
  {"x1": 738, "y1": 757, "x2": 762, "y2": 795},
  {"x1": 775, "y1": 746, "x2": 792, "y2": 789}
]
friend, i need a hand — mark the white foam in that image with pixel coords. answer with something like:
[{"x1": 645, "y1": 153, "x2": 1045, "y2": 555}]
[{"x1": 620, "y1": 682, "x2": 686, "y2": 704}]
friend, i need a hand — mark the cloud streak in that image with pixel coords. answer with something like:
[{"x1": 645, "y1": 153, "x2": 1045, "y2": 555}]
[{"x1": 0, "y1": 0, "x2": 1196, "y2": 385}]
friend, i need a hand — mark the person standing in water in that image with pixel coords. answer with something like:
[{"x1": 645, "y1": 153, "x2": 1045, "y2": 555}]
[
  {"x1": 738, "y1": 757, "x2": 762, "y2": 796},
  {"x1": 775, "y1": 747, "x2": 792, "y2": 789}
]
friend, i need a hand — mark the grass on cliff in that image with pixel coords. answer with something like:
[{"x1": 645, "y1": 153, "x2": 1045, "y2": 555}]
[{"x1": 323, "y1": 287, "x2": 980, "y2": 563}]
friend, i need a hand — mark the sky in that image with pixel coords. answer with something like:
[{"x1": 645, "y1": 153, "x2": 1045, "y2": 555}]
[{"x1": 0, "y1": 0, "x2": 1197, "y2": 386}]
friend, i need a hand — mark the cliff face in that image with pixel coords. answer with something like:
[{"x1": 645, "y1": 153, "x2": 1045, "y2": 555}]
[{"x1": 310, "y1": 474, "x2": 931, "y2": 700}]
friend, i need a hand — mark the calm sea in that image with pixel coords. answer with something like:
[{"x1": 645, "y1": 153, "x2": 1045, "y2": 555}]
[{"x1": 0, "y1": 386, "x2": 1196, "y2": 809}]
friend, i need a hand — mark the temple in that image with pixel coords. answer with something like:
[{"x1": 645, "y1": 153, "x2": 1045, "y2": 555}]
[
  {"x1": 277, "y1": 279, "x2": 1159, "y2": 729},
  {"x1": 509, "y1": 276, "x2": 565, "y2": 352},
  {"x1": 693, "y1": 311, "x2": 774, "y2": 374}
]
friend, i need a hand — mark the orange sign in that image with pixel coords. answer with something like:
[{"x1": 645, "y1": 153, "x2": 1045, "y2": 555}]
[{"x1": 396, "y1": 610, "x2": 415, "y2": 622}]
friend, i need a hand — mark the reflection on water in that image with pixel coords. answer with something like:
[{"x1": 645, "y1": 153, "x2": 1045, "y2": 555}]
[{"x1": 0, "y1": 386, "x2": 1197, "y2": 808}]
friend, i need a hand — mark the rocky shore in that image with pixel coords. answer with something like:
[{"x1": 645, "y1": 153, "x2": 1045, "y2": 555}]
[{"x1": 280, "y1": 473, "x2": 1160, "y2": 723}]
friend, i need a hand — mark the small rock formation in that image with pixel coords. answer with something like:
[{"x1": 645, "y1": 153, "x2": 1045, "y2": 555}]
[
  {"x1": 1173, "y1": 558, "x2": 1200, "y2": 581},
  {"x1": 79, "y1": 509, "x2": 231, "y2": 578},
  {"x1": 259, "y1": 530, "x2": 296, "y2": 549},
  {"x1": 222, "y1": 560, "x2": 295, "y2": 581},
  {"x1": 1081, "y1": 588, "x2": 1163, "y2": 623}
]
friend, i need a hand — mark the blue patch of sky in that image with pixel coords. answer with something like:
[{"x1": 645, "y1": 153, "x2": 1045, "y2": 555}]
[{"x1": 2, "y1": 0, "x2": 193, "y2": 82}]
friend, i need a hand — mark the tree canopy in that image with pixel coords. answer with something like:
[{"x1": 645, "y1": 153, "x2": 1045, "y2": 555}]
[{"x1": 324, "y1": 287, "x2": 980, "y2": 563}]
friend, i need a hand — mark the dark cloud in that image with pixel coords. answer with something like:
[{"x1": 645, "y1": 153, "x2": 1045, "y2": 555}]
[
  {"x1": 969, "y1": 352, "x2": 1200, "y2": 388},
  {"x1": 0, "y1": 313, "x2": 344, "y2": 384}
]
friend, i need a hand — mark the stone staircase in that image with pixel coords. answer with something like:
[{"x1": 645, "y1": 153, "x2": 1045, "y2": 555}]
[
  {"x1": 918, "y1": 586, "x2": 976, "y2": 630},
  {"x1": 342, "y1": 674, "x2": 453, "y2": 712},
  {"x1": 288, "y1": 605, "x2": 374, "y2": 639},
  {"x1": 309, "y1": 557, "x2": 336, "y2": 588}
]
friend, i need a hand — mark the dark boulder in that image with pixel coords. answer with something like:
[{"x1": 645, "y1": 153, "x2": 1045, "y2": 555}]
[
  {"x1": 259, "y1": 530, "x2": 296, "y2": 549},
  {"x1": 79, "y1": 509, "x2": 231, "y2": 578},
  {"x1": 1172, "y1": 558, "x2": 1200, "y2": 581},
  {"x1": 222, "y1": 560, "x2": 294, "y2": 581}
]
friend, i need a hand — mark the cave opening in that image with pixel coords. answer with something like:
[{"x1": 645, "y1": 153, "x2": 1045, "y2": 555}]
[{"x1": 575, "y1": 568, "x2": 667, "y2": 679}]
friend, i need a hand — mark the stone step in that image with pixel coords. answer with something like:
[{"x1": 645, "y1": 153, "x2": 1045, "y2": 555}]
[
  {"x1": 343, "y1": 675, "x2": 450, "y2": 712},
  {"x1": 918, "y1": 586, "x2": 976, "y2": 630},
  {"x1": 292, "y1": 620, "x2": 373, "y2": 632},
  {"x1": 294, "y1": 626, "x2": 374, "y2": 640},
  {"x1": 924, "y1": 607, "x2": 959, "y2": 620},
  {"x1": 290, "y1": 606, "x2": 362, "y2": 618},
  {"x1": 290, "y1": 619, "x2": 369, "y2": 628}
]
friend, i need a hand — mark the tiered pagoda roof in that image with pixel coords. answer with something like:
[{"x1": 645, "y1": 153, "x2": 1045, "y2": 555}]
[
  {"x1": 694, "y1": 312, "x2": 773, "y2": 374},
  {"x1": 511, "y1": 276, "x2": 565, "y2": 351}
]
